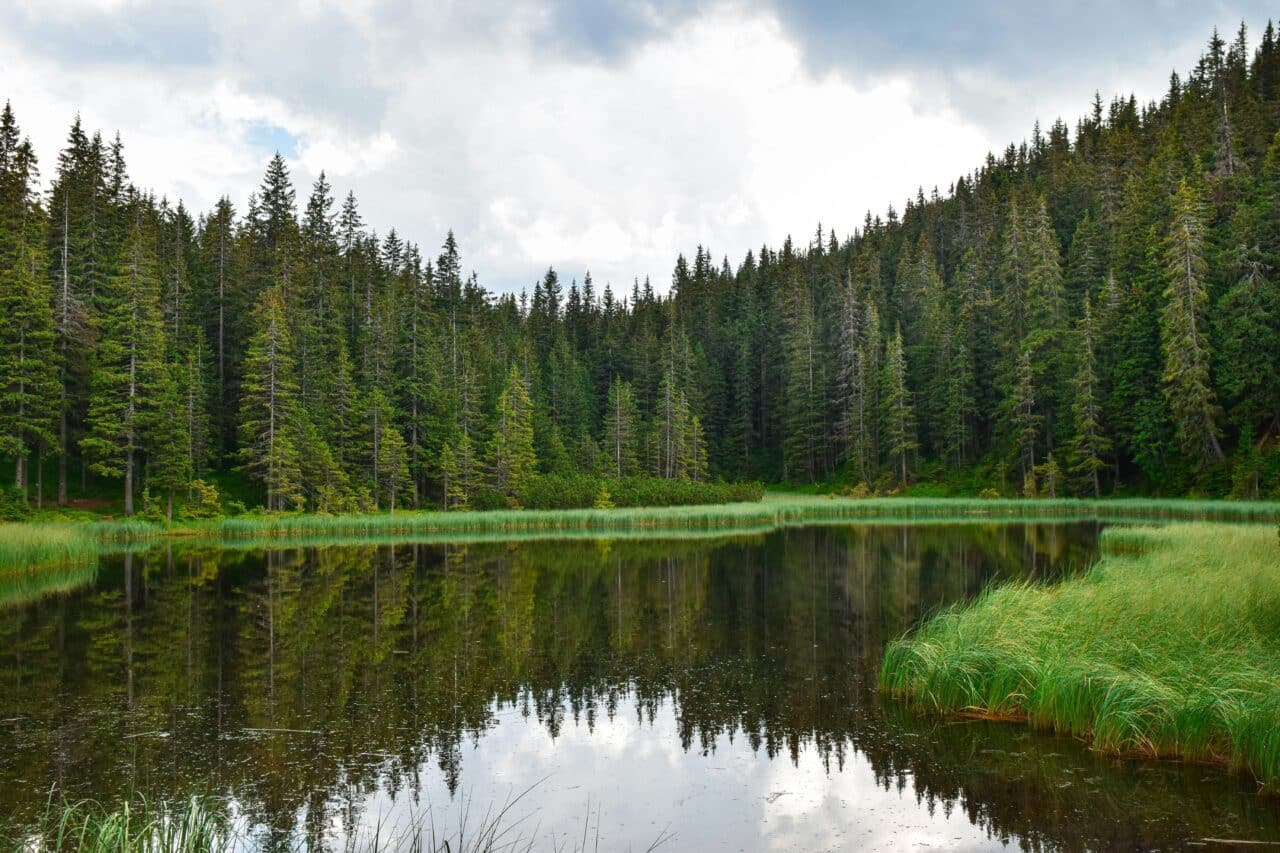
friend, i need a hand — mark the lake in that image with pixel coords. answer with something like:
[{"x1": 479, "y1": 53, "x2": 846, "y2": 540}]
[{"x1": 2, "y1": 523, "x2": 1278, "y2": 850}]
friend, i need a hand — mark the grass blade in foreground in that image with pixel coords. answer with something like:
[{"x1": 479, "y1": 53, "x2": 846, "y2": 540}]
[{"x1": 879, "y1": 523, "x2": 1280, "y2": 788}]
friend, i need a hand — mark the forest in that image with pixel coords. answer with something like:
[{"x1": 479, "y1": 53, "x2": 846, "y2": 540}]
[{"x1": 4, "y1": 23, "x2": 1280, "y2": 517}]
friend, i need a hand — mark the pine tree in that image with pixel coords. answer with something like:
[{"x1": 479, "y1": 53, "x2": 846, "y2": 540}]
[
  {"x1": 1160, "y1": 179, "x2": 1224, "y2": 463},
  {"x1": 440, "y1": 442, "x2": 462, "y2": 510},
  {"x1": 80, "y1": 215, "x2": 167, "y2": 516},
  {"x1": 487, "y1": 365, "x2": 537, "y2": 498},
  {"x1": 1008, "y1": 347, "x2": 1042, "y2": 492},
  {"x1": 653, "y1": 369, "x2": 691, "y2": 480},
  {"x1": 238, "y1": 286, "x2": 303, "y2": 510},
  {"x1": 1067, "y1": 294, "x2": 1111, "y2": 496},
  {"x1": 782, "y1": 280, "x2": 820, "y2": 481},
  {"x1": 148, "y1": 360, "x2": 191, "y2": 520},
  {"x1": 603, "y1": 377, "x2": 639, "y2": 477},
  {"x1": 0, "y1": 232, "x2": 58, "y2": 496},
  {"x1": 376, "y1": 416, "x2": 411, "y2": 514},
  {"x1": 684, "y1": 415, "x2": 709, "y2": 482},
  {"x1": 179, "y1": 334, "x2": 214, "y2": 484},
  {"x1": 1214, "y1": 256, "x2": 1278, "y2": 430},
  {"x1": 846, "y1": 346, "x2": 872, "y2": 483},
  {"x1": 881, "y1": 325, "x2": 917, "y2": 484}
]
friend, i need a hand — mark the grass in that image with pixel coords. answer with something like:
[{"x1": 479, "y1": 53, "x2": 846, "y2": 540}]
[
  {"x1": 0, "y1": 523, "x2": 101, "y2": 570},
  {"x1": 13, "y1": 795, "x2": 230, "y2": 853},
  {"x1": 879, "y1": 522, "x2": 1280, "y2": 789},
  {"x1": 9, "y1": 788, "x2": 674, "y2": 853},
  {"x1": 4, "y1": 494, "x2": 1280, "y2": 609},
  {"x1": 3, "y1": 494, "x2": 1280, "y2": 574}
]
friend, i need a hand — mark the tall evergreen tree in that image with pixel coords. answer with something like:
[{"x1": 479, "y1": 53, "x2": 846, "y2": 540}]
[
  {"x1": 603, "y1": 377, "x2": 639, "y2": 477},
  {"x1": 1067, "y1": 294, "x2": 1112, "y2": 496},
  {"x1": 80, "y1": 215, "x2": 167, "y2": 516},
  {"x1": 487, "y1": 365, "x2": 536, "y2": 498},
  {"x1": 881, "y1": 325, "x2": 917, "y2": 484},
  {"x1": 1160, "y1": 179, "x2": 1225, "y2": 463},
  {"x1": 238, "y1": 286, "x2": 303, "y2": 510},
  {"x1": 0, "y1": 233, "x2": 58, "y2": 496}
]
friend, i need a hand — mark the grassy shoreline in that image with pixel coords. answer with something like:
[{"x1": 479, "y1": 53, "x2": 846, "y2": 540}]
[
  {"x1": 4, "y1": 494, "x2": 1280, "y2": 576},
  {"x1": 880, "y1": 523, "x2": 1280, "y2": 789}
]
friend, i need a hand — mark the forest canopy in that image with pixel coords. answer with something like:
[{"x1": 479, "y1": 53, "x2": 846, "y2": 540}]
[{"x1": 3, "y1": 23, "x2": 1280, "y2": 514}]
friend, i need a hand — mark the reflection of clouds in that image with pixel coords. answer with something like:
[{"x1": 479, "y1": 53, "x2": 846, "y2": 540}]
[{"x1": 351, "y1": 695, "x2": 1004, "y2": 852}]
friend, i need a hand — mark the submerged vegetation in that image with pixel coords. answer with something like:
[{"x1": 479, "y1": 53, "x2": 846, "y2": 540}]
[{"x1": 880, "y1": 522, "x2": 1280, "y2": 788}]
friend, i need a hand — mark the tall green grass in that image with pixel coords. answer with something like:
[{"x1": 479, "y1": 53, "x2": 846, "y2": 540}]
[
  {"x1": 15, "y1": 795, "x2": 229, "y2": 853},
  {"x1": 10, "y1": 789, "x2": 673, "y2": 852},
  {"x1": 880, "y1": 522, "x2": 1280, "y2": 788},
  {"x1": 4, "y1": 494, "x2": 1280, "y2": 578},
  {"x1": 0, "y1": 523, "x2": 99, "y2": 571},
  {"x1": 184, "y1": 495, "x2": 1280, "y2": 543}
]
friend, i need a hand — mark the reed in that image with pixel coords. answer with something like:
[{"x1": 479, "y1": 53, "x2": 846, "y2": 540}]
[
  {"x1": 179, "y1": 495, "x2": 1280, "y2": 542},
  {"x1": 5, "y1": 494, "x2": 1280, "y2": 578},
  {"x1": 880, "y1": 523, "x2": 1280, "y2": 788},
  {"x1": 0, "y1": 523, "x2": 99, "y2": 574},
  {"x1": 8, "y1": 788, "x2": 672, "y2": 852}
]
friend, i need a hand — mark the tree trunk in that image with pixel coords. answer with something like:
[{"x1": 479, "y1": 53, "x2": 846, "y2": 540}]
[{"x1": 124, "y1": 450, "x2": 134, "y2": 516}]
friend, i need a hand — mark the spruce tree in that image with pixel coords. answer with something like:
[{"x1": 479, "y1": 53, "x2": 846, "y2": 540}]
[
  {"x1": 148, "y1": 361, "x2": 192, "y2": 520},
  {"x1": 0, "y1": 233, "x2": 58, "y2": 496},
  {"x1": 1160, "y1": 179, "x2": 1224, "y2": 463},
  {"x1": 881, "y1": 325, "x2": 917, "y2": 484},
  {"x1": 238, "y1": 286, "x2": 303, "y2": 510},
  {"x1": 1067, "y1": 294, "x2": 1111, "y2": 496},
  {"x1": 1008, "y1": 347, "x2": 1042, "y2": 492},
  {"x1": 80, "y1": 215, "x2": 167, "y2": 516},
  {"x1": 487, "y1": 365, "x2": 537, "y2": 498},
  {"x1": 603, "y1": 377, "x2": 639, "y2": 477}
]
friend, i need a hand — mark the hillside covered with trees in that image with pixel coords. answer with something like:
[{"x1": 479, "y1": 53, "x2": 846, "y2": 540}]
[{"x1": 4, "y1": 23, "x2": 1280, "y2": 515}]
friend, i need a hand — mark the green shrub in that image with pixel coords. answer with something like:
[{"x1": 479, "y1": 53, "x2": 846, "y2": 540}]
[
  {"x1": 515, "y1": 475, "x2": 763, "y2": 510},
  {"x1": 470, "y1": 488, "x2": 511, "y2": 511},
  {"x1": 180, "y1": 479, "x2": 223, "y2": 519},
  {"x1": 0, "y1": 486, "x2": 32, "y2": 521}
]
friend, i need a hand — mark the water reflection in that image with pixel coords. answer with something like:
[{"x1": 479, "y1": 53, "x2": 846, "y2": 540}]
[{"x1": 1, "y1": 524, "x2": 1276, "y2": 850}]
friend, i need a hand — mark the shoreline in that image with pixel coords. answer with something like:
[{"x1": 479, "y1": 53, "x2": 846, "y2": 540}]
[{"x1": 4, "y1": 494, "x2": 1280, "y2": 575}]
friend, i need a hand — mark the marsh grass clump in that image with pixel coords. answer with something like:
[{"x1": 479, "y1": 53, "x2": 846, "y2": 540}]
[
  {"x1": 0, "y1": 523, "x2": 99, "y2": 574},
  {"x1": 15, "y1": 795, "x2": 231, "y2": 853},
  {"x1": 880, "y1": 523, "x2": 1280, "y2": 788},
  {"x1": 11, "y1": 787, "x2": 672, "y2": 853}
]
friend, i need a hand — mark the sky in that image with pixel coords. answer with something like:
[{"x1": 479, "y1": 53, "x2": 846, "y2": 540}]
[{"x1": 1, "y1": 0, "x2": 1275, "y2": 293}]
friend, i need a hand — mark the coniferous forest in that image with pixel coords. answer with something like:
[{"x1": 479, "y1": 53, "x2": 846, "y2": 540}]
[{"x1": 5, "y1": 24, "x2": 1280, "y2": 516}]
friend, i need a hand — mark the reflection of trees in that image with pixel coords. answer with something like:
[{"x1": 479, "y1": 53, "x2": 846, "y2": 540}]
[{"x1": 3, "y1": 523, "x2": 1267, "y2": 849}]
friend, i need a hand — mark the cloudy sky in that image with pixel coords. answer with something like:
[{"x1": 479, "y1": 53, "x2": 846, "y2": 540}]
[{"x1": 1, "y1": 1, "x2": 1274, "y2": 292}]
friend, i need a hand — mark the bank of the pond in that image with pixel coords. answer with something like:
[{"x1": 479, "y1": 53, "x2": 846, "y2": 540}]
[
  {"x1": 5, "y1": 494, "x2": 1280, "y2": 577},
  {"x1": 880, "y1": 523, "x2": 1280, "y2": 788}
]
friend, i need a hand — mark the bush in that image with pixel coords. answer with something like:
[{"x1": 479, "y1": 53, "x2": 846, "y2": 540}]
[
  {"x1": 180, "y1": 479, "x2": 224, "y2": 519},
  {"x1": 470, "y1": 487, "x2": 511, "y2": 511},
  {"x1": 0, "y1": 486, "x2": 32, "y2": 521},
  {"x1": 514, "y1": 475, "x2": 763, "y2": 510}
]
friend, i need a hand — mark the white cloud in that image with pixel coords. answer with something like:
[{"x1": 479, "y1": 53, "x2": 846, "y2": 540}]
[{"x1": 0, "y1": 0, "x2": 1241, "y2": 292}]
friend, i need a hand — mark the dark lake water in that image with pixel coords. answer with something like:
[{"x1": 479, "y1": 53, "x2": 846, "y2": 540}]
[{"x1": 2, "y1": 523, "x2": 1278, "y2": 850}]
